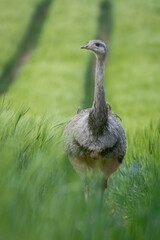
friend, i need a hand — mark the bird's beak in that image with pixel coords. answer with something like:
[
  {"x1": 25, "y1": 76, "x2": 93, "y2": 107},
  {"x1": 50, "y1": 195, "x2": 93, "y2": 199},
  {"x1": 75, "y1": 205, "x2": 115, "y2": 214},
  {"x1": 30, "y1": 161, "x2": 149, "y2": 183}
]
[{"x1": 80, "y1": 45, "x2": 89, "y2": 49}]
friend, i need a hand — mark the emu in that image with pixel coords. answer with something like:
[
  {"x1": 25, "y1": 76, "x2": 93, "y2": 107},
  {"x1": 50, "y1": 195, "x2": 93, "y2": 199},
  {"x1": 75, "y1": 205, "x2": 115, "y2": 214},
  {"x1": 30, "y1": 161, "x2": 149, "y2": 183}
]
[{"x1": 63, "y1": 40, "x2": 126, "y2": 200}]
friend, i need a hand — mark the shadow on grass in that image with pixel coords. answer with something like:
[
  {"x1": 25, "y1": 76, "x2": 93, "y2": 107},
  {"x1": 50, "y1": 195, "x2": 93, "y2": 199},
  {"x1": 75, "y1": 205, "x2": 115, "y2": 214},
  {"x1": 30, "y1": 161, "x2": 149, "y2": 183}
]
[
  {"x1": 0, "y1": 0, "x2": 53, "y2": 94},
  {"x1": 82, "y1": 0, "x2": 113, "y2": 108}
]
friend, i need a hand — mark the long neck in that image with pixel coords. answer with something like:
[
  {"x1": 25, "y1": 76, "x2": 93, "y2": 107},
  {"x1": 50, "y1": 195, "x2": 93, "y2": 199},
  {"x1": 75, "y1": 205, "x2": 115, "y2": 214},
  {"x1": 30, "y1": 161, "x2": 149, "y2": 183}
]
[
  {"x1": 89, "y1": 56, "x2": 108, "y2": 133},
  {"x1": 93, "y1": 57, "x2": 106, "y2": 111}
]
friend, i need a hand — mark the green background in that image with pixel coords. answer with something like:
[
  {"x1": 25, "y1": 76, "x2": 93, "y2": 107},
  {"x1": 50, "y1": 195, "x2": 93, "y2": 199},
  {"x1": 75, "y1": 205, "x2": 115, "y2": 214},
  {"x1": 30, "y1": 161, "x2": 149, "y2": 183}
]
[{"x1": 0, "y1": 0, "x2": 160, "y2": 239}]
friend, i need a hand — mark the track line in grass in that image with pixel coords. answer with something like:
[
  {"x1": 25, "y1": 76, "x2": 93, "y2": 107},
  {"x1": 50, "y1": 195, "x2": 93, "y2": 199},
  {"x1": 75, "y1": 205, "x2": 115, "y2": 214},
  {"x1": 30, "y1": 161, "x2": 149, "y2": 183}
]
[
  {"x1": 0, "y1": 0, "x2": 41, "y2": 79},
  {"x1": 0, "y1": 0, "x2": 53, "y2": 94},
  {"x1": 82, "y1": 0, "x2": 113, "y2": 109},
  {"x1": 5, "y1": 0, "x2": 101, "y2": 118}
]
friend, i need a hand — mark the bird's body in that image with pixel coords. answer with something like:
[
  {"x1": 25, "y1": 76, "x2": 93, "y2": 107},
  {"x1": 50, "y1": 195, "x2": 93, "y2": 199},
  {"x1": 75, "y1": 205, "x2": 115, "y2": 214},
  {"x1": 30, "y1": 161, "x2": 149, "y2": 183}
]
[
  {"x1": 63, "y1": 40, "x2": 126, "y2": 199},
  {"x1": 63, "y1": 108, "x2": 126, "y2": 177}
]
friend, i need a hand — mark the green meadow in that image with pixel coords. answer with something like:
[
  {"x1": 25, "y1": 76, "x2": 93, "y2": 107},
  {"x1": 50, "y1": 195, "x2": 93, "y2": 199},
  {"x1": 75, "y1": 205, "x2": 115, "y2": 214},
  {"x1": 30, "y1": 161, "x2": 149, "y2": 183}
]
[{"x1": 0, "y1": 0, "x2": 160, "y2": 239}]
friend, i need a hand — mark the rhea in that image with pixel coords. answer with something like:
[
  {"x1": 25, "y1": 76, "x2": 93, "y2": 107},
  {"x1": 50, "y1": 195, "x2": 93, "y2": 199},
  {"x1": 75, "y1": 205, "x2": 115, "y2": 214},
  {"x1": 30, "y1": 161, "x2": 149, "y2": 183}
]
[{"x1": 63, "y1": 40, "x2": 126, "y2": 200}]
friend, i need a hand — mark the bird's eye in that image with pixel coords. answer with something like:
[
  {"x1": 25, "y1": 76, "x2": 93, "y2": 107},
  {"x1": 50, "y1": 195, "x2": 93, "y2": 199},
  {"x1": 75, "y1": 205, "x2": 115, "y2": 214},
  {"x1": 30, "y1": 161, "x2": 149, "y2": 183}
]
[{"x1": 95, "y1": 43, "x2": 100, "y2": 47}]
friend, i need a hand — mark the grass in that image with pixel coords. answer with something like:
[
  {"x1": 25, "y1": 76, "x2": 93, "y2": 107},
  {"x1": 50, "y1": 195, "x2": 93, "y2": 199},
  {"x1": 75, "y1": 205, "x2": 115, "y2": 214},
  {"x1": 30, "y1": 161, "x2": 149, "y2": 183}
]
[
  {"x1": 0, "y1": 104, "x2": 159, "y2": 240},
  {"x1": 0, "y1": 0, "x2": 160, "y2": 239},
  {"x1": 0, "y1": 0, "x2": 41, "y2": 77},
  {"x1": 106, "y1": 0, "x2": 160, "y2": 129},
  {"x1": 0, "y1": 0, "x2": 52, "y2": 94},
  {"x1": 2, "y1": 0, "x2": 101, "y2": 119},
  {"x1": 1, "y1": 0, "x2": 159, "y2": 127}
]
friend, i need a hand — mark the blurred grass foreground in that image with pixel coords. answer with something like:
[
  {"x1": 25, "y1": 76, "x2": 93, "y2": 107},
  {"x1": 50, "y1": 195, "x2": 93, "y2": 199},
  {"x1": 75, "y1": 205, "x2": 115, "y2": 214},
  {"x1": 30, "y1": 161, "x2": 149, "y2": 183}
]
[{"x1": 0, "y1": 0, "x2": 160, "y2": 239}]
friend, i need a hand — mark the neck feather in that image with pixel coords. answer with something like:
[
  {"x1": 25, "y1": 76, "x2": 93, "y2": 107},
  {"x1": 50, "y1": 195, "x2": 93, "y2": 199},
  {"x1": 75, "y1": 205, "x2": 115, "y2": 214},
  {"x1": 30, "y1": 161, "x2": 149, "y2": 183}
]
[
  {"x1": 89, "y1": 56, "x2": 108, "y2": 133},
  {"x1": 93, "y1": 57, "x2": 106, "y2": 110}
]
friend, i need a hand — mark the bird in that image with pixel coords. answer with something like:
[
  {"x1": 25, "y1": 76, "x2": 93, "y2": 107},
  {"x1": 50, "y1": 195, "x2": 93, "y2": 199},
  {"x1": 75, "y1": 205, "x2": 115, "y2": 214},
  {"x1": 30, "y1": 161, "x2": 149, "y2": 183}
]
[{"x1": 63, "y1": 40, "x2": 126, "y2": 200}]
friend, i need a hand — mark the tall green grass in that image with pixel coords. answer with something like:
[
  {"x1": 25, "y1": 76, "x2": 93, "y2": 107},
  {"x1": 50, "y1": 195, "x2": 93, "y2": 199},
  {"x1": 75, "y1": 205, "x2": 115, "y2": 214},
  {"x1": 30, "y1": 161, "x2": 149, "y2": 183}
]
[{"x1": 0, "y1": 103, "x2": 159, "y2": 240}]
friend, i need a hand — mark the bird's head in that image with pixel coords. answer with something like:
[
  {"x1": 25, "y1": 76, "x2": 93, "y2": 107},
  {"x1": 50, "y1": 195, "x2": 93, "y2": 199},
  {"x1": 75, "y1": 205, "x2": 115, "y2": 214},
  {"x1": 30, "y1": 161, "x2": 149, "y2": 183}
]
[{"x1": 81, "y1": 40, "x2": 107, "y2": 59}]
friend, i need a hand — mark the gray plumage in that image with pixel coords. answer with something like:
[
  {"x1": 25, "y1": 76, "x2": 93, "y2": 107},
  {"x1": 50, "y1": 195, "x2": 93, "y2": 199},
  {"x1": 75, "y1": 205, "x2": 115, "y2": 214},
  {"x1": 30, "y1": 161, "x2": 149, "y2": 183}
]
[{"x1": 63, "y1": 40, "x2": 126, "y2": 199}]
